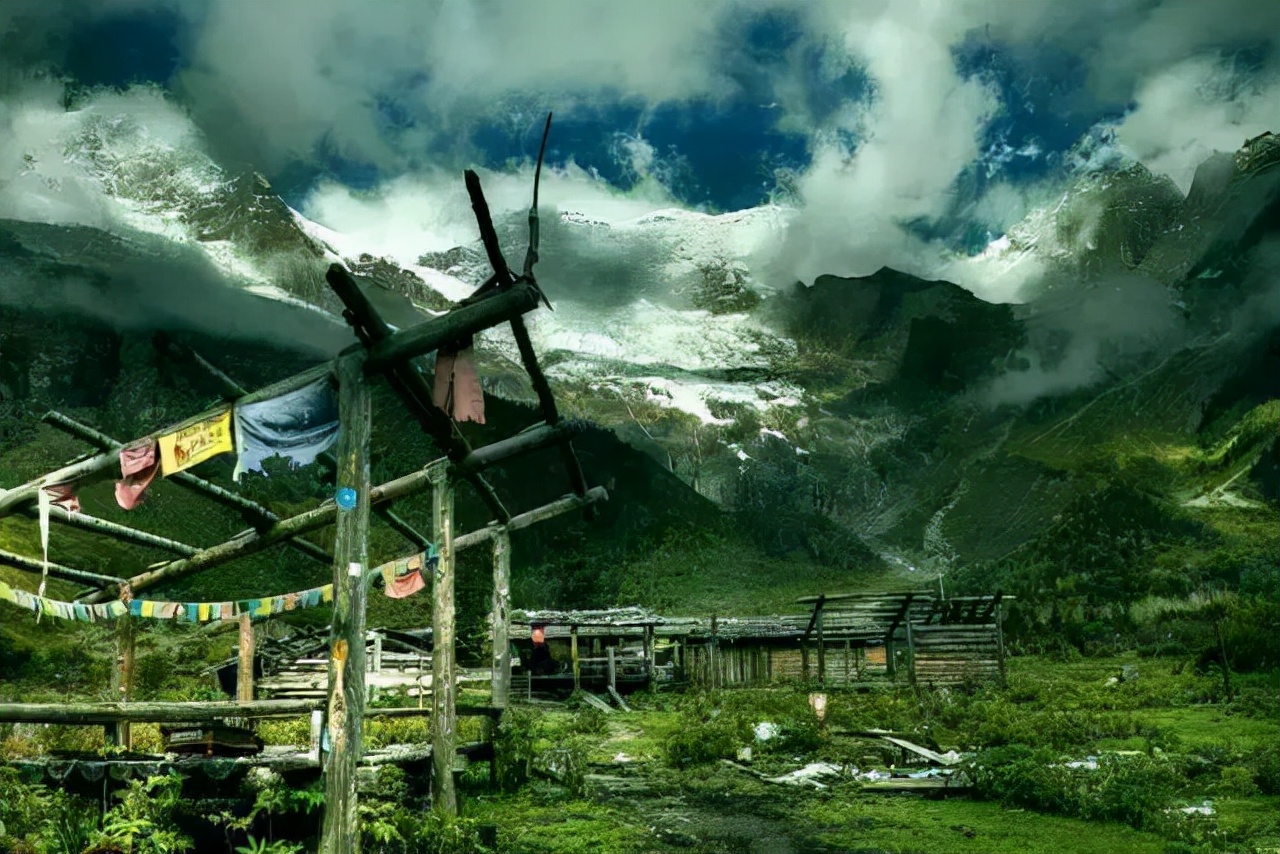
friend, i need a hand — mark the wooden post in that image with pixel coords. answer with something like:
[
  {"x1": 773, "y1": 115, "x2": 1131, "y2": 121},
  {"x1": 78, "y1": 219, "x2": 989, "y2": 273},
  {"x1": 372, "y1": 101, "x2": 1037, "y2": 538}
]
[
  {"x1": 237, "y1": 613, "x2": 255, "y2": 703},
  {"x1": 319, "y1": 352, "x2": 372, "y2": 854},
  {"x1": 487, "y1": 528, "x2": 511, "y2": 789},
  {"x1": 607, "y1": 647, "x2": 617, "y2": 692},
  {"x1": 710, "y1": 616, "x2": 718, "y2": 690},
  {"x1": 570, "y1": 626, "x2": 580, "y2": 691},
  {"x1": 844, "y1": 640, "x2": 851, "y2": 686},
  {"x1": 429, "y1": 462, "x2": 458, "y2": 817},
  {"x1": 109, "y1": 618, "x2": 135, "y2": 747},
  {"x1": 490, "y1": 528, "x2": 512, "y2": 709},
  {"x1": 643, "y1": 625, "x2": 654, "y2": 683},
  {"x1": 815, "y1": 600, "x2": 826, "y2": 684},
  {"x1": 905, "y1": 621, "x2": 917, "y2": 687},
  {"x1": 371, "y1": 633, "x2": 383, "y2": 674},
  {"x1": 996, "y1": 601, "x2": 1007, "y2": 688},
  {"x1": 885, "y1": 635, "x2": 896, "y2": 679}
]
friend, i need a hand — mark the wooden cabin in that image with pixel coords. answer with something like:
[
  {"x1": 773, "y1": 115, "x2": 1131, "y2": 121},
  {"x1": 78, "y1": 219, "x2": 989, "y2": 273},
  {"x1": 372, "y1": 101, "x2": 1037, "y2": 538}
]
[
  {"x1": 675, "y1": 592, "x2": 1009, "y2": 689},
  {"x1": 507, "y1": 608, "x2": 666, "y2": 695}
]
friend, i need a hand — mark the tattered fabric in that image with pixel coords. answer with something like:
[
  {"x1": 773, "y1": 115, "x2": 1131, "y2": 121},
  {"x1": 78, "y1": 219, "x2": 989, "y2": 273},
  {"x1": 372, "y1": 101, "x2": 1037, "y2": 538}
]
[
  {"x1": 115, "y1": 441, "x2": 160, "y2": 510},
  {"x1": 233, "y1": 377, "x2": 339, "y2": 481},
  {"x1": 433, "y1": 346, "x2": 486, "y2": 424},
  {"x1": 381, "y1": 553, "x2": 429, "y2": 599}
]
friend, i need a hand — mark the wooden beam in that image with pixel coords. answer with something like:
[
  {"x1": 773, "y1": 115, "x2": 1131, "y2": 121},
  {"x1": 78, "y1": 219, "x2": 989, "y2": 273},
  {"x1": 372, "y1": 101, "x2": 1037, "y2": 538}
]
[
  {"x1": 364, "y1": 283, "x2": 541, "y2": 373},
  {"x1": 19, "y1": 504, "x2": 198, "y2": 556},
  {"x1": 452, "y1": 487, "x2": 607, "y2": 551},
  {"x1": 460, "y1": 169, "x2": 592, "y2": 509},
  {"x1": 429, "y1": 463, "x2": 458, "y2": 816},
  {"x1": 0, "y1": 365, "x2": 332, "y2": 517},
  {"x1": 325, "y1": 263, "x2": 511, "y2": 524},
  {"x1": 41, "y1": 410, "x2": 334, "y2": 567},
  {"x1": 82, "y1": 455, "x2": 450, "y2": 603},
  {"x1": 490, "y1": 527, "x2": 512, "y2": 710},
  {"x1": 816, "y1": 601, "x2": 826, "y2": 684},
  {"x1": 320, "y1": 353, "x2": 373, "y2": 854},
  {"x1": 0, "y1": 548, "x2": 117, "y2": 588},
  {"x1": 455, "y1": 421, "x2": 583, "y2": 474},
  {"x1": 238, "y1": 613, "x2": 255, "y2": 703},
  {"x1": 0, "y1": 699, "x2": 320, "y2": 725},
  {"x1": 148, "y1": 348, "x2": 435, "y2": 552}
]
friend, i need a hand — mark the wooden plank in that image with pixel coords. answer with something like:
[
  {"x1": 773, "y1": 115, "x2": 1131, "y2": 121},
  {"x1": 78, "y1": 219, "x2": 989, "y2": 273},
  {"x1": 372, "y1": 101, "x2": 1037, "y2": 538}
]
[
  {"x1": 429, "y1": 463, "x2": 458, "y2": 817},
  {"x1": 816, "y1": 601, "x2": 826, "y2": 683},
  {"x1": 606, "y1": 685, "x2": 631, "y2": 712},
  {"x1": 18, "y1": 504, "x2": 198, "y2": 556},
  {"x1": 320, "y1": 353, "x2": 373, "y2": 854}
]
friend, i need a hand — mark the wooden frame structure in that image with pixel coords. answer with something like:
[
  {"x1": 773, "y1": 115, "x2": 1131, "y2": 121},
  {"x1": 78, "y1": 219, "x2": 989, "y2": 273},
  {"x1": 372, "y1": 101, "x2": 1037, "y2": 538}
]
[{"x1": 0, "y1": 117, "x2": 609, "y2": 852}]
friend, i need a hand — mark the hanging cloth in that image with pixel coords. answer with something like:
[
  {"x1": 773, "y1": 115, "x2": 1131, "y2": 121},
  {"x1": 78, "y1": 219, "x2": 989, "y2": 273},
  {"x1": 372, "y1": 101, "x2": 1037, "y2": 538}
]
[
  {"x1": 44, "y1": 483, "x2": 80, "y2": 513},
  {"x1": 233, "y1": 377, "x2": 339, "y2": 481},
  {"x1": 158, "y1": 410, "x2": 234, "y2": 476},
  {"x1": 115, "y1": 441, "x2": 160, "y2": 510},
  {"x1": 37, "y1": 487, "x2": 51, "y2": 606},
  {"x1": 433, "y1": 344, "x2": 486, "y2": 424},
  {"x1": 381, "y1": 552, "x2": 427, "y2": 599}
]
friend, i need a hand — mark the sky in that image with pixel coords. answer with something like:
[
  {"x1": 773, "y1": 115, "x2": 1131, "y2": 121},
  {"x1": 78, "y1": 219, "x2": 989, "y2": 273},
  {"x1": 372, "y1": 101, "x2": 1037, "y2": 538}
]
[{"x1": 1, "y1": 0, "x2": 1278, "y2": 296}]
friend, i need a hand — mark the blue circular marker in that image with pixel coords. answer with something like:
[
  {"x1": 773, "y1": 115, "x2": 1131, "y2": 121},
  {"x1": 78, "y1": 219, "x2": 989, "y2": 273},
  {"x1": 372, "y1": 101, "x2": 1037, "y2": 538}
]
[{"x1": 336, "y1": 487, "x2": 358, "y2": 510}]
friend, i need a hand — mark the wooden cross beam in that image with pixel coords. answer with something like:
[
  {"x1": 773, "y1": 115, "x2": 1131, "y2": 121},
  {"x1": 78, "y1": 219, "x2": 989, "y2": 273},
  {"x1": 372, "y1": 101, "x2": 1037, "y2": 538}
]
[
  {"x1": 326, "y1": 264, "x2": 513, "y2": 524},
  {"x1": 462, "y1": 169, "x2": 591, "y2": 508},
  {"x1": 150, "y1": 337, "x2": 434, "y2": 552},
  {"x1": 40, "y1": 410, "x2": 333, "y2": 566},
  {"x1": 0, "y1": 364, "x2": 332, "y2": 518},
  {"x1": 0, "y1": 548, "x2": 117, "y2": 588},
  {"x1": 77, "y1": 422, "x2": 582, "y2": 603}
]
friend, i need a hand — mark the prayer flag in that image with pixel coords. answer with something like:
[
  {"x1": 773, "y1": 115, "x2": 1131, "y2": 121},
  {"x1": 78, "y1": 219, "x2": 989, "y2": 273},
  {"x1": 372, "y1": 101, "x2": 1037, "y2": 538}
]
[{"x1": 159, "y1": 409, "x2": 233, "y2": 476}]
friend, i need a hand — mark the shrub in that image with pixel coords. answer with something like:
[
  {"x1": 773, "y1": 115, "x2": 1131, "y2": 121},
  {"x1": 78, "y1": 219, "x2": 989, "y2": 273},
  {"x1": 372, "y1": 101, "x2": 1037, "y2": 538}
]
[{"x1": 663, "y1": 695, "x2": 749, "y2": 767}]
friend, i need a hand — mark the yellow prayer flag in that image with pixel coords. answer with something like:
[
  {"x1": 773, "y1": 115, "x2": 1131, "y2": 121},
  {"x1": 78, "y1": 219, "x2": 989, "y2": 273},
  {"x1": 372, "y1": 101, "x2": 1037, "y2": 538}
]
[{"x1": 159, "y1": 409, "x2": 233, "y2": 476}]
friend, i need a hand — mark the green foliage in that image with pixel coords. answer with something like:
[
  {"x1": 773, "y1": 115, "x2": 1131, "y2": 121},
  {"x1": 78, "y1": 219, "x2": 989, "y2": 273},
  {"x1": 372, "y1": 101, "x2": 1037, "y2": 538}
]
[
  {"x1": 92, "y1": 772, "x2": 193, "y2": 854},
  {"x1": 969, "y1": 746, "x2": 1188, "y2": 831},
  {"x1": 663, "y1": 693, "x2": 750, "y2": 767},
  {"x1": 493, "y1": 707, "x2": 544, "y2": 792},
  {"x1": 359, "y1": 767, "x2": 487, "y2": 854}
]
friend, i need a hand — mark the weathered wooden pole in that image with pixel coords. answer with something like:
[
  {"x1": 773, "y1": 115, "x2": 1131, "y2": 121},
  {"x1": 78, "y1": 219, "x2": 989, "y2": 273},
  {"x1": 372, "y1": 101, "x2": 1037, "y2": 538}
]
[
  {"x1": 237, "y1": 613, "x2": 255, "y2": 703},
  {"x1": 995, "y1": 601, "x2": 1007, "y2": 688},
  {"x1": 109, "y1": 618, "x2": 134, "y2": 747},
  {"x1": 905, "y1": 620, "x2": 917, "y2": 687},
  {"x1": 816, "y1": 600, "x2": 826, "y2": 684},
  {"x1": 320, "y1": 353, "x2": 372, "y2": 854},
  {"x1": 607, "y1": 647, "x2": 617, "y2": 692},
  {"x1": 570, "y1": 625, "x2": 580, "y2": 691},
  {"x1": 429, "y1": 461, "x2": 458, "y2": 817},
  {"x1": 489, "y1": 527, "x2": 512, "y2": 709},
  {"x1": 0, "y1": 699, "x2": 320, "y2": 725},
  {"x1": 643, "y1": 625, "x2": 654, "y2": 683}
]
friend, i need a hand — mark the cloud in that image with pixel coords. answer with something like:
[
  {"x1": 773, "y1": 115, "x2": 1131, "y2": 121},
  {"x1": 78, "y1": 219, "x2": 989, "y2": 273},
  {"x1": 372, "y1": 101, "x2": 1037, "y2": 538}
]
[
  {"x1": 982, "y1": 273, "x2": 1188, "y2": 407},
  {"x1": 1117, "y1": 57, "x2": 1280, "y2": 192},
  {"x1": 1, "y1": 0, "x2": 1277, "y2": 307}
]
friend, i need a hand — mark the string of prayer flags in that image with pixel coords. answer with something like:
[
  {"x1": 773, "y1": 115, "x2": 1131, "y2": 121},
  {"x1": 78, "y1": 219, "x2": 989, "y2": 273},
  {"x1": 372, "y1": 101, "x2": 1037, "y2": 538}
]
[
  {"x1": 158, "y1": 409, "x2": 233, "y2": 476},
  {"x1": 0, "y1": 580, "x2": 127, "y2": 621},
  {"x1": 0, "y1": 580, "x2": 334, "y2": 624},
  {"x1": 115, "y1": 441, "x2": 160, "y2": 510}
]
